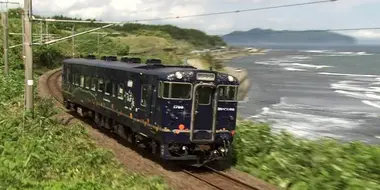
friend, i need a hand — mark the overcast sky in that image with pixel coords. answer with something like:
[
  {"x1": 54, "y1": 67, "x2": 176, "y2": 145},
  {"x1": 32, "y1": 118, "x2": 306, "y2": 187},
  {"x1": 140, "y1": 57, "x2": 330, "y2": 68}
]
[{"x1": 8, "y1": 0, "x2": 380, "y2": 41}]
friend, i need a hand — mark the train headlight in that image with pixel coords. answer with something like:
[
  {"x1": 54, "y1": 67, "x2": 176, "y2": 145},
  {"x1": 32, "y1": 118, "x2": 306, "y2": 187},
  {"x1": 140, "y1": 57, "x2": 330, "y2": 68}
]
[
  {"x1": 175, "y1": 72, "x2": 183, "y2": 79},
  {"x1": 228, "y1": 75, "x2": 234, "y2": 82}
]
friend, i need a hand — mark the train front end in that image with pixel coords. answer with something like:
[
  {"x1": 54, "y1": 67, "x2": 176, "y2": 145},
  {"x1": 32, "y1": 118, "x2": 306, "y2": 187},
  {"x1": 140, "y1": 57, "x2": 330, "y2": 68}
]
[{"x1": 159, "y1": 69, "x2": 239, "y2": 166}]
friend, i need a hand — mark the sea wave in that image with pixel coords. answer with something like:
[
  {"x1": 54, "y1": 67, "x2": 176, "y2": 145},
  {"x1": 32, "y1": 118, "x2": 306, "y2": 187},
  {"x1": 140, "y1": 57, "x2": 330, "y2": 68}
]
[
  {"x1": 249, "y1": 97, "x2": 363, "y2": 139},
  {"x1": 299, "y1": 49, "x2": 374, "y2": 56},
  {"x1": 256, "y1": 60, "x2": 332, "y2": 71},
  {"x1": 291, "y1": 63, "x2": 331, "y2": 69},
  {"x1": 362, "y1": 100, "x2": 380, "y2": 109},
  {"x1": 284, "y1": 67, "x2": 307, "y2": 71},
  {"x1": 319, "y1": 72, "x2": 379, "y2": 78}
]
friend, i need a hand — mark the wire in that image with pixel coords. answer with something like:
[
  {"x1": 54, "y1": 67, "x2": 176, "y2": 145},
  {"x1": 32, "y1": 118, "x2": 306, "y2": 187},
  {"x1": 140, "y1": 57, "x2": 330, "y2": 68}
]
[
  {"x1": 33, "y1": 0, "x2": 337, "y2": 24},
  {"x1": 130, "y1": 0, "x2": 337, "y2": 22}
]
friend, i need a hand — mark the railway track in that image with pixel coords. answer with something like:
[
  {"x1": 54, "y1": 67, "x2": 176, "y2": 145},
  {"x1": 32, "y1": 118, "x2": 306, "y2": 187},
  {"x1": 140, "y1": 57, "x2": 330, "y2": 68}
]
[
  {"x1": 46, "y1": 69, "x2": 64, "y2": 104},
  {"x1": 43, "y1": 68, "x2": 276, "y2": 190},
  {"x1": 183, "y1": 166, "x2": 260, "y2": 190}
]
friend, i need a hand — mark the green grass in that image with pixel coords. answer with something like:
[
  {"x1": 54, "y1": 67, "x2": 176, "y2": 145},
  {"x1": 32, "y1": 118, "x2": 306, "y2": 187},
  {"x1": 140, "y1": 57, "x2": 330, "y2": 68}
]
[
  {"x1": 0, "y1": 70, "x2": 170, "y2": 190},
  {"x1": 233, "y1": 120, "x2": 380, "y2": 190}
]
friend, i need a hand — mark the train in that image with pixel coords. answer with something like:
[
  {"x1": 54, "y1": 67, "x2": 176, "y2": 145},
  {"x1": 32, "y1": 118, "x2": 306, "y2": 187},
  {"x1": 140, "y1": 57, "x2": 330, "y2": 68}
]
[{"x1": 61, "y1": 56, "x2": 239, "y2": 167}]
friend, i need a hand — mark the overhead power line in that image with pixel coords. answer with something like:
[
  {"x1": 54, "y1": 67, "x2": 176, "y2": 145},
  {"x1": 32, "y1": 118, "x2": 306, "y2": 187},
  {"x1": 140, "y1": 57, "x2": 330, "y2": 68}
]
[
  {"x1": 32, "y1": 18, "x2": 121, "y2": 24},
  {"x1": 131, "y1": 0, "x2": 338, "y2": 22},
  {"x1": 32, "y1": 0, "x2": 337, "y2": 24}
]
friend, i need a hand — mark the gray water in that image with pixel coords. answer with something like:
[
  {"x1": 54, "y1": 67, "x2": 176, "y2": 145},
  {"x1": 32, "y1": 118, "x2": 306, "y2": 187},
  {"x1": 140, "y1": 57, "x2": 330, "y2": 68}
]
[{"x1": 229, "y1": 46, "x2": 380, "y2": 144}]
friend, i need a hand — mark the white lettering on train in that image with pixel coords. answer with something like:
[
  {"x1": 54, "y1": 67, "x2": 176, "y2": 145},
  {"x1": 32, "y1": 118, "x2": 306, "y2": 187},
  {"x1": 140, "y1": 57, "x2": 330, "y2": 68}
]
[
  {"x1": 217, "y1": 107, "x2": 235, "y2": 111},
  {"x1": 173, "y1": 105, "x2": 184, "y2": 109}
]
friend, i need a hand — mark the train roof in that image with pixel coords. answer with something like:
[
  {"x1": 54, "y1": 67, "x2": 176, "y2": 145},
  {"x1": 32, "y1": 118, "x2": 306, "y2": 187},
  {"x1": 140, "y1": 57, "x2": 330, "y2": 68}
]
[
  {"x1": 63, "y1": 58, "x2": 239, "y2": 85},
  {"x1": 63, "y1": 58, "x2": 201, "y2": 75}
]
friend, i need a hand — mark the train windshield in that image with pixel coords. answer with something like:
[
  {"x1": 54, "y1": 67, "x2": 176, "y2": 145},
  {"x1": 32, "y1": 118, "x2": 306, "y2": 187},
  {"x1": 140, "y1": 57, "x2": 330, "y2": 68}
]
[
  {"x1": 218, "y1": 85, "x2": 238, "y2": 101},
  {"x1": 161, "y1": 82, "x2": 192, "y2": 100}
]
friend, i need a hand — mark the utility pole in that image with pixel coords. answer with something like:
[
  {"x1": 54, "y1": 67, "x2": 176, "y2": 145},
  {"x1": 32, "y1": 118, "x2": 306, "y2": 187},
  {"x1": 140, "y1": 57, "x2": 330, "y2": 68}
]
[
  {"x1": 72, "y1": 25, "x2": 75, "y2": 57},
  {"x1": 23, "y1": 0, "x2": 33, "y2": 112},
  {"x1": 39, "y1": 20, "x2": 42, "y2": 43},
  {"x1": 45, "y1": 21, "x2": 48, "y2": 39},
  {"x1": 97, "y1": 32, "x2": 100, "y2": 55},
  {"x1": 2, "y1": 11, "x2": 9, "y2": 75}
]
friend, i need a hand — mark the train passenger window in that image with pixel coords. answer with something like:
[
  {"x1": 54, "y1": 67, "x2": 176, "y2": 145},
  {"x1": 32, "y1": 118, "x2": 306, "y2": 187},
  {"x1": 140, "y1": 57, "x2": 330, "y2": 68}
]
[
  {"x1": 74, "y1": 74, "x2": 80, "y2": 86},
  {"x1": 85, "y1": 76, "x2": 91, "y2": 89},
  {"x1": 72, "y1": 74, "x2": 75, "y2": 85},
  {"x1": 127, "y1": 80, "x2": 133, "y2": 88},
  {"x1": 141, "y1": 85, "x2": 149, "y2": 107},
  {"x1": 66, "y1": 68, "x2": 70, "y2": 83},
  {"x1": 105, "y1": 81, "x2": 112, "y2": 95},
  {"x1": 163, "y1": 83, "x2": 170, "y2": 98},
  {"x1": 218, "y1": 86, "x2": 238, "y2": 101},
  {"x1": 76, "y1": 75, "x2": 81, "y2": 86},
  {"x1": 98, "y1": 79, "x2": 104, "y2": 92},
  {"x1": 91, "y1": 78, "x2": 97, "y2": 91},
  {"x1": 80, "y1": 75, "x2": 85, "y2": 87},
  {"x1": 117, "y1": 84, "x2": 124, "y2": 100},
  {"x1": 160, "y1": 82, "x2": 191, "y2": 100}
]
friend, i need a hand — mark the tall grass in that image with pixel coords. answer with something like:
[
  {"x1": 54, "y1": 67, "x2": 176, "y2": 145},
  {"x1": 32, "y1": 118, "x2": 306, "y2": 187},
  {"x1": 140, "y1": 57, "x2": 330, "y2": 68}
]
[
  {"x1": 0, "y1": 71, "x2": 170, "y2": 189},
  {"x1": 233, "y1": 120, "x2": 380, "y2": 190}
]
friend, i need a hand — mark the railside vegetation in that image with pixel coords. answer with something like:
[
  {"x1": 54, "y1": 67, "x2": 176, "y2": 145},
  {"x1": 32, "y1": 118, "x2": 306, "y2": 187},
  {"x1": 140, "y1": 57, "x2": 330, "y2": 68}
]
[
  {"x1": 0, "y1": 70, "x2": 170, "y2": 189},
  {"x1": 233, "y1": 120, "x2": 380, "y2": 190}
]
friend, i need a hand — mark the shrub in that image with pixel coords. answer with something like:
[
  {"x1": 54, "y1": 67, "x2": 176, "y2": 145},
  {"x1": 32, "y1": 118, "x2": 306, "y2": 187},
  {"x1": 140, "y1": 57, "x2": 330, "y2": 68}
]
[
  {"x1": 0, "y1": 70, "x2": 170, "y2": 190},
  {"x1": 233, "y1": 120, "x2": 380, "y2": 190}
]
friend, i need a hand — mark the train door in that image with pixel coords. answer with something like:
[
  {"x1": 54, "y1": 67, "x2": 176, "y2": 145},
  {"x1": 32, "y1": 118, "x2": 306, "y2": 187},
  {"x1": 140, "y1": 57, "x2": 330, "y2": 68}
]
[
  {"x1": 149, "y1": 84, "x2": 157, "y2": 126},
  {"x1": 190, "y1": 83, "x2": 218, "y2": 143},
  {"x1": 63, "y1": 64, "x2": 70, "y2": 90},
  {"x1": 139, "y1": 78, "x2": 153, "y2": 124}
]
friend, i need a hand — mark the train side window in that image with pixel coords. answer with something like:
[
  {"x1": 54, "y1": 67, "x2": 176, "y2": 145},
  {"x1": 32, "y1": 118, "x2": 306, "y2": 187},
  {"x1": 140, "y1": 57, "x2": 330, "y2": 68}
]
[
  {"x1": 158, "y1": 82, "x2": 162, "y2": 98},
  {"x1": 160, "y1": 82, "x2": 191, "y2": 100},
  {"x1": 76, "y1": 75, "x2": 81, "y2": 86},
  {"x1": 66, "y1": 68, "x2": 70, "y2": 83},
  {"x1": 85, "y1": 76, "x2": 91, "y2": 89},
  {"x1": 98, "y1": 79, "x2": 104, "y2": 92},
  {"x1": 117, "y1": 84, "x2": 124, "y2": 100},
  {"x1": 80, "y1": 75, "x2": 85, "y2": 87},
  {"x1": 163, "y1": 83, "x2": 170, "y2": 97},
  {"x1": 91, "y1": 77, "x2": 97, "y2": 91},
  {"x1": 105, "y1": 80, "x2": 112, "y2": 95},
  {"x1": 218, "y1": 85, "x2": 238, "y2": 101},
  {"x1": 74, "y1": 74, "x2": 80, "y2": 86},
  {"x1": 141, "y1": 85, "x2": 149, "y2": 107}
]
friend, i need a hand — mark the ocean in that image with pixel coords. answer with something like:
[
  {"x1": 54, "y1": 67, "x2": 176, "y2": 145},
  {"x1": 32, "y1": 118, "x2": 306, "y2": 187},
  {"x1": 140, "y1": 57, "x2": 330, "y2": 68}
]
[{"x1": 228, "y1": 45, "x2": 380, "y2": 144}]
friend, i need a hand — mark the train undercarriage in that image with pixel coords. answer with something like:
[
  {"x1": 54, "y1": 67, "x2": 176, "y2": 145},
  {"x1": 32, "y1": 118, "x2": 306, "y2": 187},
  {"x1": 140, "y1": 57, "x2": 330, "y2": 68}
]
[{"x1": 64, "y1": 100, "x2": 233, "y2": 168}]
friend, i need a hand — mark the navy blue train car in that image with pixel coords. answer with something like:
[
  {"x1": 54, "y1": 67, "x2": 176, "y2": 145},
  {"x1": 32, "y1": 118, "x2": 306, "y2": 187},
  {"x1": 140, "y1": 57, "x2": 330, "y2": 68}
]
[{"x1": 62, "y1": 58, "x2": 239, "y2": 166}]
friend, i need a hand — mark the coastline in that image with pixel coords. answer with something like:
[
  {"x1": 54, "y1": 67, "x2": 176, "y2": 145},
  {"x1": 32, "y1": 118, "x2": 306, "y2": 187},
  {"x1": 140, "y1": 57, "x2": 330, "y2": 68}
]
[{"x1": 187, "y1": 48, "x2": 262, "y2": 101}]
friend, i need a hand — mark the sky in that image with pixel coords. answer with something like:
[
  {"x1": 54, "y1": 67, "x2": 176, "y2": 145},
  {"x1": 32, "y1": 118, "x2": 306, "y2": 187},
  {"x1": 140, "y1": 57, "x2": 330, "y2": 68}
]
[{"x1": 6, "y1": 0, "x2": 380, "y2": 42}]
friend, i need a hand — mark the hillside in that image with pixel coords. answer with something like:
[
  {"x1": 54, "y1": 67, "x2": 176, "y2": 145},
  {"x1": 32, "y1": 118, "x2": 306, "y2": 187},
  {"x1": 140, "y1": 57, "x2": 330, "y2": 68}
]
[
  {"x1": 222, "y1": 28, "x2": 357, "y2": 45},
  {"x1": 1, "y1": 8, "x2": 226, "y2": 69}
]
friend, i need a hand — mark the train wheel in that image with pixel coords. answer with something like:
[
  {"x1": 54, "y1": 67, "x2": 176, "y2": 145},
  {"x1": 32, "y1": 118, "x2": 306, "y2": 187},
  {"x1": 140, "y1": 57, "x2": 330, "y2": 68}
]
[
  {"x1": 64, "y1": 99, "x2": 70, "y2": 110},
  {"x1": 77, "y1": 106, "x2": 84, "y2": 117},
  {"x1": 94, "y1": 113, "x2": 102, "y2": 129},
  {"x1": 127, "y1": 132, "x2": 135, "y2": 144}
]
